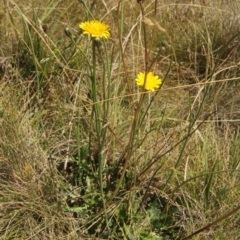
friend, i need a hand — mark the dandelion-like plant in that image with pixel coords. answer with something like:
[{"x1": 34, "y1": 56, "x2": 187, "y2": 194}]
[
  {"x1": 79, "y1": 19, "x2": 110, "y2": 230},
  {"x1": 135, "y1": 72, "x2": 162, "y2": 91},
  {"x1": 79, "y1": 20, "x2": 110, "y2": 39}
]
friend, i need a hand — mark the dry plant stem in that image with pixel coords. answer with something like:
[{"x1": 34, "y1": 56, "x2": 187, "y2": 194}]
[
  {"x1": 110, "y1": 0, "x2": 149, "y2": 201},
  {"x1": 117, "y1": 0, "x2": 135, "y2": 109},
  {"x1": 182, "y1": 204, "x2": 240, "y2": 240},
  {"x1": 147, "y1": 0, "x2": 158, "y2": 58},
  {"x1": 137, "y1": 114, "x2": 212, "y2": 212}
]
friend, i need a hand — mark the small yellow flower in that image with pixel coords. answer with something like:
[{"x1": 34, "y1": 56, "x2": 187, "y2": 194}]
[
  {"x1": 79, "y1": 20, "x2": 110, "y2": 39},
  {"x1": 135, "y1": 72, "x2": 162, "y2": 91}
]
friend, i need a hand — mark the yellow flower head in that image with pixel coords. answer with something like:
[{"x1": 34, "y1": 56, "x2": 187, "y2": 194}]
[
  {"x1": 135, "y1": 72, "x2": 162, "y2": 91},
  {"x1": 79, "y1": 20, "x2": 110, "y2": 39}
]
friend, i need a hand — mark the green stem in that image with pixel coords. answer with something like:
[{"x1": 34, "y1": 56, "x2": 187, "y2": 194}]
[
  {"x1": 92, "y1": 40, "x2": 101, "y2": 138},
  {"x1": 91, "y1": 39, "x2": 109, "y2": 230}
]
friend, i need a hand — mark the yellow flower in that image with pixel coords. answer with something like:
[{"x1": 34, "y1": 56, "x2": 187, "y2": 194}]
[
  {"x1": 135, "y1": 72, "x2": 162, "y2": 91},
  {"x1": 79, "y1": 20, "x2": 110, "y2": 39}
]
